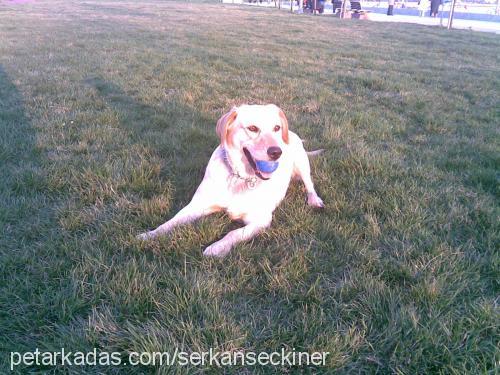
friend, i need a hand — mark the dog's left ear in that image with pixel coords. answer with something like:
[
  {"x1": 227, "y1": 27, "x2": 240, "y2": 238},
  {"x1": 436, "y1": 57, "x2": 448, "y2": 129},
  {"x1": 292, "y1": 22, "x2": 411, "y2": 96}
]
[
  {"x1": 278, "y1": 108, "x2": 289, "y2": 144},
  {"x1": 216, "y1": 107, "x2": 238, "y2": 146}
]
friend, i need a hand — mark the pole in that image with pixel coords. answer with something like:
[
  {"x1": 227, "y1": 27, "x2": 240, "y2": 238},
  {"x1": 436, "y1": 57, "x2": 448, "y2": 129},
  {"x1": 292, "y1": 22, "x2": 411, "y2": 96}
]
[
  {"x1": 447, "y1": 0, "x2": 457, "y2": 29},
  {"x1": 341, "y1": 0, "x2": 347, "y2": 18},
  {"x1": 439, "y1": 1, "x2": 444, "y2": 26}
]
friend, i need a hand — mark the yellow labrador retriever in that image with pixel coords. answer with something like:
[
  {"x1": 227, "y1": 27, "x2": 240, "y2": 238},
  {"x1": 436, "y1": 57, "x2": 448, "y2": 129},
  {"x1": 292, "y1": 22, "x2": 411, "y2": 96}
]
[{"x1": 138, "y1": 104, "x2": 324, "y2": 257}]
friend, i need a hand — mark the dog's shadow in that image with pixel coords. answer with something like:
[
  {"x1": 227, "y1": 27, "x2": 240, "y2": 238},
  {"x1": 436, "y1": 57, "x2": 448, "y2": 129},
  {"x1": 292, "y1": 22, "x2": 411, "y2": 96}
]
[{"x1": 83, "y1": 75, "x2": 217, "y2": 207}]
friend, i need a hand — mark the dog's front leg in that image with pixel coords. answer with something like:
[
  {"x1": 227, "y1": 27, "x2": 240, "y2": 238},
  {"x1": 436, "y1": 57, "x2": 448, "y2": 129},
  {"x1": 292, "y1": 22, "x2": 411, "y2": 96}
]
[
  {"x1": 294, "y1": 146, "x2": 325, "y2": 208},
  {"x1": 203, "y1": 216, "x2": 272, "y2": 257},
  {"x1": 137, "y1": 200, "x2": 216, "y2": 240}
]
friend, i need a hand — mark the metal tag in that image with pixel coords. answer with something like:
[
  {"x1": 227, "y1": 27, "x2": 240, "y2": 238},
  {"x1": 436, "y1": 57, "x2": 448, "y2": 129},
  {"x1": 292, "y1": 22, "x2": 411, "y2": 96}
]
[{"x1": 246, "y1": 177, "x2": 257, "y2": 190}]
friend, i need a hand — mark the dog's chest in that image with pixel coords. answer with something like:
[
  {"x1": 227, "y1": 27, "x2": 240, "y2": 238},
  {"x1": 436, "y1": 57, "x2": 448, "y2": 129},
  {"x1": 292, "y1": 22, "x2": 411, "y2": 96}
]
[{"x1": 224, "y1": 173, "x2": 291, "y2": 221}]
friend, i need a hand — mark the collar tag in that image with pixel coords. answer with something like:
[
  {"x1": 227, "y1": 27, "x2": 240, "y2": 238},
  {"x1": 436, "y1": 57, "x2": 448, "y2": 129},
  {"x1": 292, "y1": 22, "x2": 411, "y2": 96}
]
[{"x1": 246, "y1": 177, "x2": 257, "y2": 190}]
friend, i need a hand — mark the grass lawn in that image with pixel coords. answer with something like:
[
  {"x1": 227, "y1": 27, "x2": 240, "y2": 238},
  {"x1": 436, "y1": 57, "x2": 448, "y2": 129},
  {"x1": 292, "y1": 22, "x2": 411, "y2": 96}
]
[{"x1": 0, "y1": 0, "x2": 499, "y2": 373}]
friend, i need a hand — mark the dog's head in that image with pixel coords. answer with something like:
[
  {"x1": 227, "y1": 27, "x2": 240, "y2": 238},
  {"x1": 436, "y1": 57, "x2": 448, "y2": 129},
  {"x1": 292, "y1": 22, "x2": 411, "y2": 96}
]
[{"x1": 216, "y1": 104, "x2": 289, "y2": 180}]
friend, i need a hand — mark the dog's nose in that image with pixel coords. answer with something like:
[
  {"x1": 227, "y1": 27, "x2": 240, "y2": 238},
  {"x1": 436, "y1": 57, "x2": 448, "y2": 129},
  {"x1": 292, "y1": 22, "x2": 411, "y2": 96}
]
[{"x1": 267, "y1": 146, "x2": 282, "y2": 161}]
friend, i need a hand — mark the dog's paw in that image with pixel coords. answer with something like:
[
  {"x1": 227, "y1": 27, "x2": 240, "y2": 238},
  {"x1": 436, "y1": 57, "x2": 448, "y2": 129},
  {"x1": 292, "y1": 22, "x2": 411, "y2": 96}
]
[
  {"x1": 137, "y1": 231, "x2": 154, "y2": 241},
  {"x1": 203, "y1": 242, "x2": 231, "y2": 257},
  {"x1": 307, "y1": 193, "x2": 325, "y2": 209}
]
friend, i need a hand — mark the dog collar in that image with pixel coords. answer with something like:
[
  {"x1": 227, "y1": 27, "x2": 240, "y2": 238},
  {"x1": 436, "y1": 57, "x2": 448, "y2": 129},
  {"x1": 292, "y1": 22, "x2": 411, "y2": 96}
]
[{"x1": 221, "y1": 148, "x2": 258, "y2": 189}]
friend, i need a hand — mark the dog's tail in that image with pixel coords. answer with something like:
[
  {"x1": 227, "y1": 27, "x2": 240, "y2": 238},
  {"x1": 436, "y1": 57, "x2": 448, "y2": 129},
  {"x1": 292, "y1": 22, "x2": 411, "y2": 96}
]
[
  {"x1": 307, "y1": 149, "x2": 325, "y2": 157},
  {"x1": 302, "y1": 140, "x2": 324, "y2": 157}
]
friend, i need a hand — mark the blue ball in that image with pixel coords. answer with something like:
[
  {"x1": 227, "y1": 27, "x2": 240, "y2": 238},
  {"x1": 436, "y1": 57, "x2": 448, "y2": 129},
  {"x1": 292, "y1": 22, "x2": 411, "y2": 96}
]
[{"x1": 256, "y1": 160, "x2": 279, "y2": 173}]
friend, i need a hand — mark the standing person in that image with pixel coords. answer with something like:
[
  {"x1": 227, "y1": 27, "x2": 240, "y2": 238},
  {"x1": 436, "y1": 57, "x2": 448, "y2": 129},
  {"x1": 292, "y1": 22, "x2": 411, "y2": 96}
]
[
  {"x1": 418, "y1": 0, "x2": 429, "y2": 16},
  {"x1": 387, "y1": 0, "x2": 395, "y2": 15},
  {"x1": 430, "y1": 0, "x2": 440, "y2": 17}
]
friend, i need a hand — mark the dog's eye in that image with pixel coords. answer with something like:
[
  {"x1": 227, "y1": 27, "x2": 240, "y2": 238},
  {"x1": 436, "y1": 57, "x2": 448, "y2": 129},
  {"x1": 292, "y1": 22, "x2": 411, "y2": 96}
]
[
  {"x1": 247, "y1": 125, "x2": 259, "y2": 133},
  {"x1": 274, "y1": 125, "x2": 281, "y2": 132}
]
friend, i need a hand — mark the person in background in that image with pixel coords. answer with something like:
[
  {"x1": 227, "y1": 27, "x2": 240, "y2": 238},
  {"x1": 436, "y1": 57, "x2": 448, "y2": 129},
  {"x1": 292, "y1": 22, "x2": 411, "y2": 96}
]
[
  {"x1": 318, "y1": 0, "x2": 325, "y2": 13},
  {"x1": 332, "y1": 0, "x2": 343, "y2": 14},
  {"x1": 387, "y1": 0, "x2": 395, "y2": 15},
  {"x1": 418, "y1": 0, "x2": 429, "y2": 16},
  {"x1": 430, "y1": 0, "x2": 440, "y2": 17}
]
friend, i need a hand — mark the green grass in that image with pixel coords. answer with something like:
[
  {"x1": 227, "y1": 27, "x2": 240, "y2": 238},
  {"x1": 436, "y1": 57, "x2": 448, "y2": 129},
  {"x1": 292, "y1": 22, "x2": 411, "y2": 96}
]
[{"x1": 0, "y1": 0, "x2": 499, "y2": 373}]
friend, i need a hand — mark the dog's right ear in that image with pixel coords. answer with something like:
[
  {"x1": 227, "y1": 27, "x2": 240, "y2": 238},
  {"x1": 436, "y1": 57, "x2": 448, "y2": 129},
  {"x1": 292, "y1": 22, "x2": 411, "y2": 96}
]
[{"x1": 216, "y1": 107, "x2": 238, "y2": 146}]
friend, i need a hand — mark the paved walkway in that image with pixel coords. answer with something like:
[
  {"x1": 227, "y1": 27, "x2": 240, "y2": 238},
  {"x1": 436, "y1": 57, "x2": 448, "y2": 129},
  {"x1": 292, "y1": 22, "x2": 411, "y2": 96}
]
[{"x1": 367, "y1": 13, "x2": 500, "y2": 34}]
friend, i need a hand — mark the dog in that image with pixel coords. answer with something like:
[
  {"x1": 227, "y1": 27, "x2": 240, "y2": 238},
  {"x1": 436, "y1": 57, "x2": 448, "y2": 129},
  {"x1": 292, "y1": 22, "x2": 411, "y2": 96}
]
[{"x1": 138, "y1": 104, "x2": 324, "y2": 257}]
